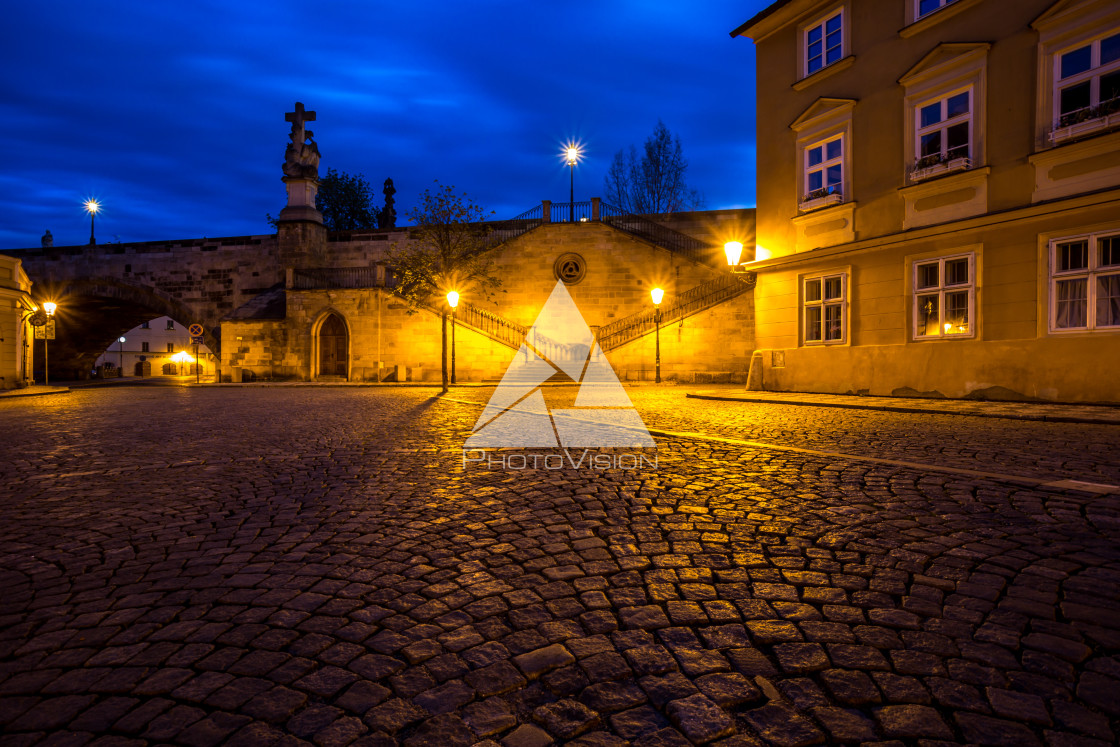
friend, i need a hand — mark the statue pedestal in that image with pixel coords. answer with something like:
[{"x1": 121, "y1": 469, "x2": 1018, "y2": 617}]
[{"x1": 278, "y1": 176, "x2": 323, "y2": 223}]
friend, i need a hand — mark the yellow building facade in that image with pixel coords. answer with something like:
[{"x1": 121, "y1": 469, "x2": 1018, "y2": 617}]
[
  {"x1": 733, "y1": 0, "x2": 1120, "y2": 402},
  {"x1": 0, "y1": 253, "x2": 35, "y2": 390}
]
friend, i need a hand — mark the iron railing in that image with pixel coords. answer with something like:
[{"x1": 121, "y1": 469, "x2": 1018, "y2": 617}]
[
  {"x1": 486, "y1": 217, "x2": 543, "y2": 247},
  {"x1": 596, "y1": 276, "x2": 753, "y2": 352},
  {"x1": 602, "y1": 211, "x2": 716, "y2": 267},
  {"x1": 290, "y1": 266, "x2": 386, "y2": 289},
  {"x1": 549, "y1": 201, "x2": 594, "y2": 224},
  {"x1": 452, "y1": 303, "x2": 527, "y2": 351}
]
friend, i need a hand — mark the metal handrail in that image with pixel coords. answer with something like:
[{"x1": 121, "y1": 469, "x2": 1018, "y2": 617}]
[
  {"x1": 602, "y1": 211, "x2": 715, "y2": 267},
  {"x1": 596, "y1": 276, "x2": 752, "y2": 352}
]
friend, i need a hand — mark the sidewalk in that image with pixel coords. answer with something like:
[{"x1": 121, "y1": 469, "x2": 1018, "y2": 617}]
[
  {"x1": 0, "y1": 385, "x2": 69, "y2": 399},
  {"x1": 686, "y1": 389, "x2": 1120, "y2": 425}
]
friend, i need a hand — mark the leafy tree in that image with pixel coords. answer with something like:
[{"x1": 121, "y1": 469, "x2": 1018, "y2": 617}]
[
  {"x1": 603, "y1": 120, "x2": 704, "y2": 216},
  {"x1": 379, "y1": 178, "x2": 397, "y2": 229},
  {"x1": 315, "y1": 168, "x2": 378, "y2": 230},
  {"x1": 388, "y1": 181, "x2": 502, "y2": 392}
]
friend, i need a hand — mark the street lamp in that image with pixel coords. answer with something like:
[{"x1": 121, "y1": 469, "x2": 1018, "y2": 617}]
[
  {"x1": 564, "y1": 144, "x2": 581, "y2": 223},
  {"x1": 118, "y1": 336, "x2": 126, "y2": 376},
  {"x1": 43, "y1": 302, "x2": 57, "y2": 386},
  {"x1": 447, "y1": 291, "x2": 459, "y2": 384},
  {"x1": 650, "y1": 288, "x2": 663, "y2": 384},
  {"x1": 724, "y1": 241, "x2": 743, "y2": 268},
  {"x1": 85, "y1": 200, "x2": 100, "y2": 245}
]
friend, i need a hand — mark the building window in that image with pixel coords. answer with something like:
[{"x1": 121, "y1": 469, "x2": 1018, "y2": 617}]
[
  {"x1": 913, "y1": 254, "x2": 975, "y2": 339},
  {"x1": 804, "y1": 8, "x2": 843, "y2": 77},
  {"x1": 167, "y1": 343, "x2": 175, "y2": 353},
  {"x1": 141, "y1": 321, "x2": 149, "y2": 329},
  {"x1": 803, "y1": 135, "x2": 844, "y2": 204},
  {"x1": 1054, "y1": 32, "x2": 1120, "y2": 130},
  {"x1": 1051, "y1": 232, "x2": 1120, "y2": 331},
  {"x1": 917, "y1": 0, "x2": 958, "y2": 20},
  {"x1": 141, "y1": 342, "x2": 149, "y2": 353},
  {"x1": 803, "y1": 274, "x2": 846, "y2": 344},
  {"x1": 166, "y1": 320, "x2": 175, "y2": 330},
  {"x1": 915, "y1": 88, "x2": 971, "y2": 172}
]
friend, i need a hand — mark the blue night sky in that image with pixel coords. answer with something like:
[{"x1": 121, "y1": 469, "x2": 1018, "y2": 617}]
[{"x1": 2, "y1": 1, "x2": 770, "y2": 249}]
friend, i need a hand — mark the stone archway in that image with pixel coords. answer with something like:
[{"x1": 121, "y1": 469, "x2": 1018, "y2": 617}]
[{"x1": 317, "y1": 313, "x2": 348, "y2": 378}]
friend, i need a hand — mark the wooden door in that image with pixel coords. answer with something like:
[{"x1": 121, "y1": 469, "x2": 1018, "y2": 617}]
[{"x1": 319, "y1": 314, "x2": 348, "y2": 376}]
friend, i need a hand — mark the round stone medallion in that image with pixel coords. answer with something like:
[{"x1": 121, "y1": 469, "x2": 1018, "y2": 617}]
[{"x1": 554, "y1": 253, "x2": 587, "y2": 285}]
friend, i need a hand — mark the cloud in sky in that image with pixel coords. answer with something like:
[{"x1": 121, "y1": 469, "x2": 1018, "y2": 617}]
[{"x1": 2, "y1": 0, "x2": 767, "y2": 248}]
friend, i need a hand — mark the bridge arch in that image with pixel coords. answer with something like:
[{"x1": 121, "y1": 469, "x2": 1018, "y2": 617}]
[{"x1": 30, "y1": 276, "x2": 221, "y2": 379}]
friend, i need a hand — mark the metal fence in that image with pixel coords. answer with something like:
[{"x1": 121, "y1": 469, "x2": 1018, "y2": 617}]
[
  {"x1": 596, "y1": 276, "x2": 750, "y2": 352},
  {"x1": 290, "y1": 267, "x2": 386, "y2": 289}
]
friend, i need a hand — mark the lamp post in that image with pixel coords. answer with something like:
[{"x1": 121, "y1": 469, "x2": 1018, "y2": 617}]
[
  {"x1": 85, "y1": 200, "x2": 100, "y2": 245},
  {"x1": 43, "y1": 302, "x2": 56, "y2": 386},
  {"x1": 650, "y1": 288, "x2": 663, "y2": 384},
  {"x1": 447, "y1": 290, "x2": 459, "y2": 385},
  {"x1": 565, "y1": 144, "x2": 581, "y2": 223},
  {"x1": 118, "y1": 336, "x2": 126, "y2": 376},
  {"x1": 724, "y1": 241, "x2": 744, "y2": 268}
]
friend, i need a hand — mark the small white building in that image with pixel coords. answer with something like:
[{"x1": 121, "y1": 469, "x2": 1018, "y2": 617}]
[
  {"x1": 0, "y1": 254, "x2": 34, "y2": 389},
  {"x1": 94, "y1": 316, "x2": 216, "y2": 378}
]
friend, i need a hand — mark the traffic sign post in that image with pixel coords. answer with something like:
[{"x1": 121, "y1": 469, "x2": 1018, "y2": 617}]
[{"x1": 188, "y1": 325, "x2": 204, "y2": 383}]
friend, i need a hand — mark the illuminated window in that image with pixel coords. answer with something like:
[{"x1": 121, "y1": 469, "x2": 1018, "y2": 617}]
[
  {"x1": 1050, "y1": 232, "x2": 1120, "y2": 331},
  {"x1": 167, "y1": 343, "x2": 175, "y2": 353},
  {"x1": 1053, "y1": 32, "x2": 1120, "y2": 129},
  {"x1": 803, "y1": 135, "x2": 844, "y2": 202},
  {"x1": 804, "y1": 8, "x2": 844, "y2": 77},
  {"x1": 803, "y1": 273, "x2": 847, "y2": 344},
  {"x1": 915, "y1": 88, "x2": 972, "y2": 169},
  {"x1": 141, "y1": 342, "x2": 149, "y2": 353},
  {"x1": 913, "y1": 254, "x2": 975, "y2": 339},
  {"x1": 917, "y1": 0, "x2": 958, "y2": 20}
]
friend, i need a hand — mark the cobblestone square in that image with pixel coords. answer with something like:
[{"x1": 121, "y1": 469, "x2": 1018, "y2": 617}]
[{"x1": 1, "y1": 386, "x2": 1118, "y2": 746}]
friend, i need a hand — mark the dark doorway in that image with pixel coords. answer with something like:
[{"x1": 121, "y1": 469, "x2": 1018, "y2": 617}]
[{"x1": 319, "y1": 314, "x2": 348, "y2": 377}]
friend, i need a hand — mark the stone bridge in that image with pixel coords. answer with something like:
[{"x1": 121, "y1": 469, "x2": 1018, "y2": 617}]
[{"x1": 6, "y1": 224, "x2": 400, "y2": 379}]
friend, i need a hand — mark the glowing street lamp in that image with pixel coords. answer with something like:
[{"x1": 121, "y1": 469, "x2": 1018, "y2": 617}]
[
  {"x1": 650, "y1": 288, "x2": 664, "y2": 384},
  {"x1": 447, "y1": 291, "x2": 460, "y2": 385},
  {"x1": 43, "y1": 302, "x2": 57, "y2": 386},
  {"x1": 85, "y1": 200, "x2": 101, "y2": 245},
  {"x1": 724, "y1": 241, "x2": 744, "y2": 267},
  {"x1": 118, "y1": 336, "x2": 126, "y2": 376},
  {"x1": 564, "y1": 143, "x2": 581, "y2": 223}
]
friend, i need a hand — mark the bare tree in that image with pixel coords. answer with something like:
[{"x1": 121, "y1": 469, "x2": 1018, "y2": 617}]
[{"x1": 603, "y1": 120, "x2": 704, "y2": 216}]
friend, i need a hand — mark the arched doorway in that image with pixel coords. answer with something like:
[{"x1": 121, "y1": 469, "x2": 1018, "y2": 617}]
[{"x1": 318, "y1": 313, "x2": 348, "y2": 377}]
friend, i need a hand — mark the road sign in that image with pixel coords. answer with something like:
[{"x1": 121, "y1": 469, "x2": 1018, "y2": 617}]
[
  {"x1": 191, "y1": 336, "x2": 205, "y2": 345},
  {"x1": 33, "y1": 319, "x2": 55, "y2": 340},
  {"x1": 188, "y1": 323, "x2": 204, "y2": 337}
]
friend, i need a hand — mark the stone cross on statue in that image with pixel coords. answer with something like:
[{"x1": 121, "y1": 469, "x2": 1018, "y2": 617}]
[{"x1": 285, "y1": 102, "x2": 316, "y2": 144}]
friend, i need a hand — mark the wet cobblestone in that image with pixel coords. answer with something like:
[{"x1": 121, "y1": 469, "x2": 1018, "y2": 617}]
[{"x1": 0, "y1": 386, "x2": 1118, "y2": 745}]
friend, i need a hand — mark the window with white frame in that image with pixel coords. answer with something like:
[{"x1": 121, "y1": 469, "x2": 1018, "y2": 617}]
[
  {"x1": 1054, "y1": 32, "x2": 1120, "y2": 129},
  {"x1": 917, "y1": 0, "x2": 959, "y2": 20},
  {"x1": 1051, "y1": 232, "x2": 1120, "y2": 331},
  {"x1": 804, "y1": 9, "x2": 843, "y2": 77},
  {"x1": 913, "y1": 254, "x2": 974, "y2": 339},
  {"x1": 803, "y1": 274, "x2": 846, "y2": 344},
  {"x1": 804, "y1": 135, "x2": 844, "y2": 201},
  {"x1": 916, "y1": 89, "x2": 972, "y2": 168}
]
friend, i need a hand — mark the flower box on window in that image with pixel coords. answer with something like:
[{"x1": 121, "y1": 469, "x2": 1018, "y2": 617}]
[
  {"x1": 1049, "y1": 103, "x2": 1120, "y2": 145},
  {"x1": 910, "y1": 155, "x2": 971, "y2": 182},
  {"x1": 798, "y1": 189, "x2": 843, "y2": 212}
]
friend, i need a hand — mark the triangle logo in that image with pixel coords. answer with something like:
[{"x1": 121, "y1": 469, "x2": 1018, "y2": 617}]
[{"x1": 465, "y1": 280, "x2": 655, "y2": 449}]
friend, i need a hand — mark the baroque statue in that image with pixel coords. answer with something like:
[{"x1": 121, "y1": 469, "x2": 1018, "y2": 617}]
[{"x1": 283, "y1": 102, "x2": 320, "y2": 180}]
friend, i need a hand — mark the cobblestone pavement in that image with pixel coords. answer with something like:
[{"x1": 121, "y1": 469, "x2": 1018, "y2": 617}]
[{"x1": 1, "y1": 386, "x2": 1118, "y2": 746}]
